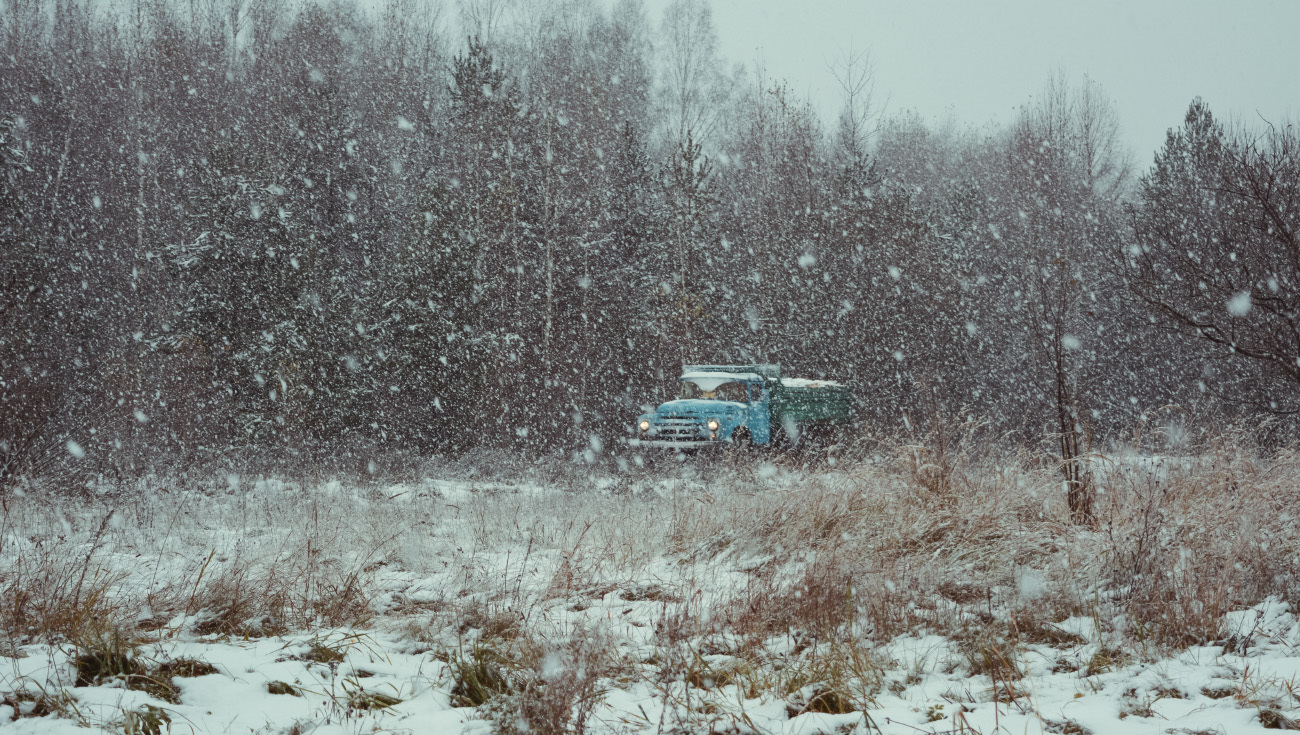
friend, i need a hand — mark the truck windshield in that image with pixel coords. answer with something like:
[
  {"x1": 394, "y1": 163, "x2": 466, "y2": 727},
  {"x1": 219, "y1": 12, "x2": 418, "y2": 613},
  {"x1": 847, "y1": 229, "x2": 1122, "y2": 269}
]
[{"x1": 680, "y1": 380, "x2": 747, "y2": 402}]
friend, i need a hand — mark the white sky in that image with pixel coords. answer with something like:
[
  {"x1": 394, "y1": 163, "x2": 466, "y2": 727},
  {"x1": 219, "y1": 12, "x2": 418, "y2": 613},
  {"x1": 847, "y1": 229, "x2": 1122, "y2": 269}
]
[{"x1": 644, "y1": 0, "x2": 1300, "y2": 165}]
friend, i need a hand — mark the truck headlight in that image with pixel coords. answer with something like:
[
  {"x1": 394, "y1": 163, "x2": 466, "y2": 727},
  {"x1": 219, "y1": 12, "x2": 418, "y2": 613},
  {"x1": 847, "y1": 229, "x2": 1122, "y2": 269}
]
[
  {"x1": 639, "y1": 420, "x2": 650, "y2": 432},
  {"x1": 707, "y1": 419, "x2": 720, "y2": 431}
]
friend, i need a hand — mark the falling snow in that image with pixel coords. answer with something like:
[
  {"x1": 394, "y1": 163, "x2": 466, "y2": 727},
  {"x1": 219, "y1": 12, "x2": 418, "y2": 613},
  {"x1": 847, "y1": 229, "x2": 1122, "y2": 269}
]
[{"x1": 1, "y1": 2, "x2": 1298, "y2": 733}]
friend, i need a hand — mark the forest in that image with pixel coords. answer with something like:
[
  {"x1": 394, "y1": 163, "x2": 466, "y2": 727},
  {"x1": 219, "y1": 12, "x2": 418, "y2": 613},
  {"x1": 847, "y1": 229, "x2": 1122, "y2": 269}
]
[{"x1": 2, "y1": 0, "x2": 1298, "y2": 487}]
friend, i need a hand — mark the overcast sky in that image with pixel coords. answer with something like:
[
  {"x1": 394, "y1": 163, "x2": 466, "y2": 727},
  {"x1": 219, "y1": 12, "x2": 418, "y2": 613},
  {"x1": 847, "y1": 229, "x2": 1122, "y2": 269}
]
[{"x1": 643, "y1": 0, "x2": 1300, "y2": 166}]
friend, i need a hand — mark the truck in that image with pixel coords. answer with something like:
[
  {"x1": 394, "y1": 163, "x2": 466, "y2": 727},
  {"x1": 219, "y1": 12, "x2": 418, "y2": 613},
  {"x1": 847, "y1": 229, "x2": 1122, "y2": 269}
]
[{"x1": 630, "y1": 364, "x2": 853, "y2": 450}]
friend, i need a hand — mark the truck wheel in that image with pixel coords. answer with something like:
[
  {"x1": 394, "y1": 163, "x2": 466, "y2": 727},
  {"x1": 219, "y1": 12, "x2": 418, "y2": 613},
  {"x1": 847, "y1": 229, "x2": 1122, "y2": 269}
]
[
  {"x1": 772, "y1": 425, "x2": 799, "y2": 453},
  {"x1": 730, "y1": 428, "x2": 754, "y2": 453},
  {"x1": 801, "y1": 424, "x2": 828, "y2": 450}
]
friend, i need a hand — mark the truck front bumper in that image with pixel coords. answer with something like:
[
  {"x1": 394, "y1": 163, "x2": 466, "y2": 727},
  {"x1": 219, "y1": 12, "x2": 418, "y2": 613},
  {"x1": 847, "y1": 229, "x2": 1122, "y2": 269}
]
[{"x1": 629, "y1": 438, "x2": 725, "y2": 450}]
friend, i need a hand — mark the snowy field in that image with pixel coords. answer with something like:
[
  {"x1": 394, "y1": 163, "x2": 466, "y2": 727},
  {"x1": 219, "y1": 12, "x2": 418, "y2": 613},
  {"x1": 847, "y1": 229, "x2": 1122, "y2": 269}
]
[{"x1": 3, "y1": 450, "x2": 1300, "y2": 734}]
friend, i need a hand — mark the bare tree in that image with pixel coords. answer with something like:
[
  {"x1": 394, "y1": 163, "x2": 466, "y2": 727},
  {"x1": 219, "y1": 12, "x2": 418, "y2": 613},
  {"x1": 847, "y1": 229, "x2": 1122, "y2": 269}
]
[
  {"x1": 1128, "y1": 101, "x2": 1300, "y2": 412},
  {"x1": 1075, "y1": 74, "x2": 1133, "y2": 200},
  {"x1": 658, "y1": 0, "x2": 725, "y2": 147},
  {"x1": 457, "y1": 0, "x2": 513, "y2": 47},
  {"x1": 998, "y1": 71, "x2": 1131, "y2": 524},
  {"x1": 828, "y1": 43, "x2": 879, "y2": 167},
  {"x1": 0, "y1": 0, "x2": 46, "y2": 58},
  {"x1": 662, "y1": 130, "x2": 714, "y2": 363},
  {"x1": 180, "y1": 0, "x2": 292, "y2": 70}
]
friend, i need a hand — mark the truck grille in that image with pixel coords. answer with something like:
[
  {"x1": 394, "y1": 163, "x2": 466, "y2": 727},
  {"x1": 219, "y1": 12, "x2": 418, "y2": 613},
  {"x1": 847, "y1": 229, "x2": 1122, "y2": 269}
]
[{"x1": 650, "y1": 415, "x2": 706, "y2": 441}]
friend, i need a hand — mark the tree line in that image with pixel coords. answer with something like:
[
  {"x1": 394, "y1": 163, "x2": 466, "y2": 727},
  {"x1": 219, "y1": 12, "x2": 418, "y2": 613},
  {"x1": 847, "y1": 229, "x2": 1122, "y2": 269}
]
[{"x1": 1, "y1": 0, "x2": 1296, "y2": 493}]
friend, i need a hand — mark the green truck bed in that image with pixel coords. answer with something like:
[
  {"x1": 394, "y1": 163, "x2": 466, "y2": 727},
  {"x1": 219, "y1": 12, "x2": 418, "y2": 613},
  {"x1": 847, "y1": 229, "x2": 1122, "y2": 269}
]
[{"x1": 769, "y1": 378, "x2": 853, "y2": 425}]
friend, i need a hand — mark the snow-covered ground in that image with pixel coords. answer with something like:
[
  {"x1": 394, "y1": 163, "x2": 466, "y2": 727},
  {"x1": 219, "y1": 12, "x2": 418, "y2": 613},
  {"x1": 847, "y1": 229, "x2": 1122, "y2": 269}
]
[
  {"x1": 3, "y1": 454, "x2": 1299, "y2": 733},
  {"x1": 7, "y1": 607, "x2": 1300, "y2": 734}
]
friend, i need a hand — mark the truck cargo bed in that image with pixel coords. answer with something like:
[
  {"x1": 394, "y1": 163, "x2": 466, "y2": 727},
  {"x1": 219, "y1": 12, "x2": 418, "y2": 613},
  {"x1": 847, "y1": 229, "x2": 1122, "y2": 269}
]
[{"x1": 769, "y1": 379, "x2": 853, "y2": 424}]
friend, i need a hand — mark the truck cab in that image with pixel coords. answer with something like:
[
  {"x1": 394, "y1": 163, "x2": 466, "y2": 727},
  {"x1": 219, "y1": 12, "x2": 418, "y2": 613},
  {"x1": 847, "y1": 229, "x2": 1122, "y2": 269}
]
[{"x1": 630, "y1": 364, "x2": 851, "y2": 450}]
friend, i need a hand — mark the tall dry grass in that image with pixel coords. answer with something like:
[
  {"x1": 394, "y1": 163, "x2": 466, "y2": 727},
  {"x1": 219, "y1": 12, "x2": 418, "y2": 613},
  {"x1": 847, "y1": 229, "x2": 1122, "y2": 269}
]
[
  {"x1": 0, "y1": 432, "x2": 1296, "y2": 659},
  {"x1": 0, "y1": 478, "x2": 402, "y2": 644}
]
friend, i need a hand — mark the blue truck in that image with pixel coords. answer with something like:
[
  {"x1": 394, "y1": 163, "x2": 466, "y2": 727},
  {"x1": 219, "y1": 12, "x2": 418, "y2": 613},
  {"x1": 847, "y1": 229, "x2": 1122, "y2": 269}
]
[{"x1": 630, "y1": 364, "x2": 853, "y2": 450}]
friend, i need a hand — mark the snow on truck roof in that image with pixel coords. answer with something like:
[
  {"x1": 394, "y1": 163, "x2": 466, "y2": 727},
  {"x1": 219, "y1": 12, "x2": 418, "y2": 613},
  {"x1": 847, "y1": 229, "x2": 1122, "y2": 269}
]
[
  {"x1": 679, "y1": 371, "x2": 844, "y2": 389},
  {"x1": 680, "y1": 371, "x2": 761, "y2": 392},
  {"x1": 780, "y1": 377, "x2": 844, "y2": 388},
  {"x1": 680, "y1": 371, "x2": 762, "y2": 382},
  {"x1": 683, "y1": 364, "x2": 782, "y2": 379}
]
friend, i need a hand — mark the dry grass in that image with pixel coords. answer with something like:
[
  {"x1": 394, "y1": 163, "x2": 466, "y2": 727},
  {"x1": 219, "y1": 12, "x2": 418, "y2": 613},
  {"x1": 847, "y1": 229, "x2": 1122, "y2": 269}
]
[
  {"x1": 487, "y1": 631, "x2": 613, "y2": 735},
  {"x1": 0, "y1": 478, "x2": 402, "y2": 647},
  {"x1": 1, "y1": 429, "x2": 1297, "y2": 710}
]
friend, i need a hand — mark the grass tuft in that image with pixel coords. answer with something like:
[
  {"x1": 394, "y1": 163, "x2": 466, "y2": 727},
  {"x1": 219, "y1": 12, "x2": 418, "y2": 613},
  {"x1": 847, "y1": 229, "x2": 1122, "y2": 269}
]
[
  {"x1": 267, "y1": 681, "x2": 300, "y2": 696},
  {"x1": 1, "y1": 689, "x2": 76, "y2": 720},
  {"x1": 120, "y1": 704, "x2": 170, "y2": 735},
  {"x1": 72, "y1": 628, "x2": 142, "y2": 687},
  {"x1": 347, "y1": 689, "x2": 402, "y2": 712},
  {"x1": 448, "y1": 641, "x2": 517, "y2": 707},
  {"x1": 488, "y1": 633, "x2": 610, "y2": 735},
  {"x1": 1260, "y1": 709, "x2": 1300, "y2": 730},
  {"x1": 302, "y1": 641, "x2": 347, "y2": 664},
  {"x1": 1084, "y1": 646, "x2": 1129, "y2": 677},
  {"x1": 785, "y1": 683, "x2": 858, "y2": 716}
]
